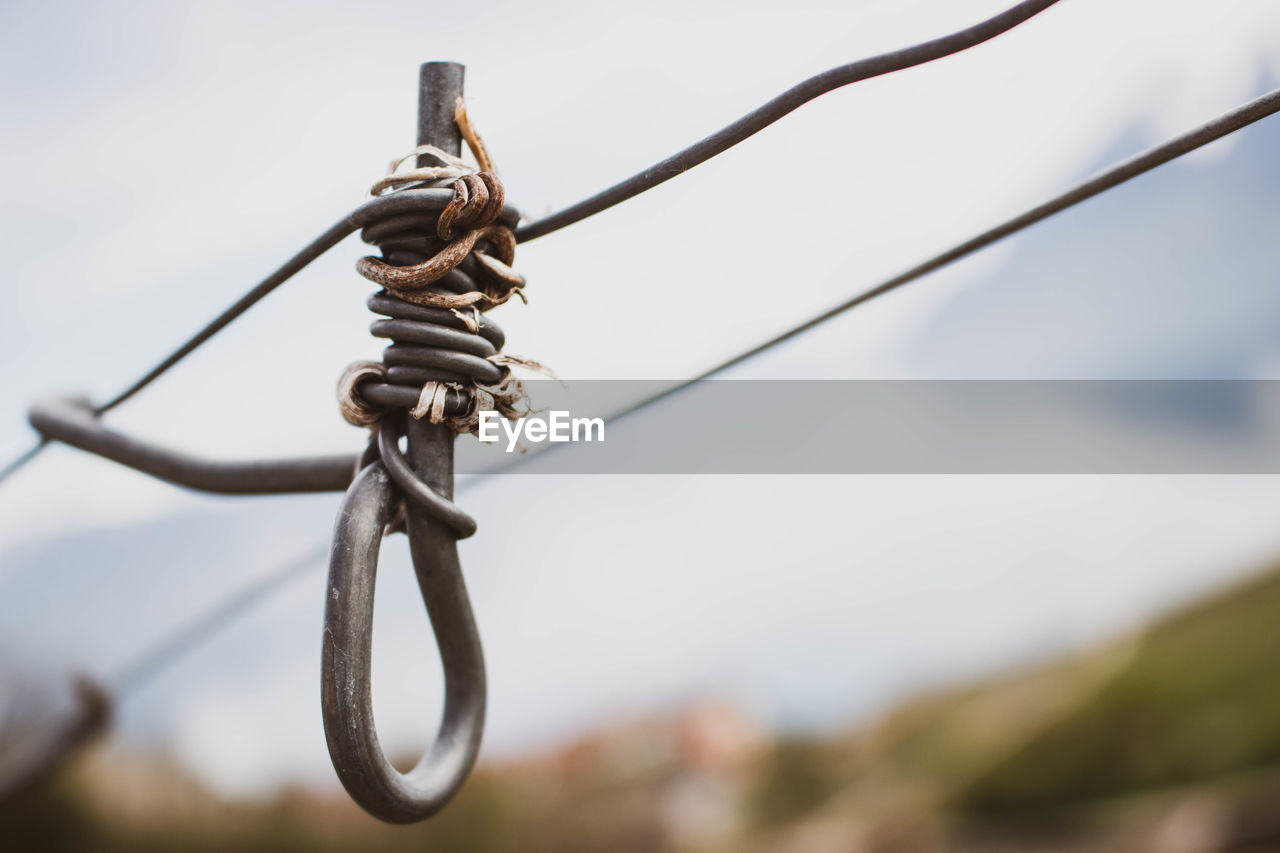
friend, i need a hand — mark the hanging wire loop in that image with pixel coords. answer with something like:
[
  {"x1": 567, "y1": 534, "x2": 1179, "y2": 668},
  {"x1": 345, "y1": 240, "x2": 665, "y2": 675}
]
[
  {"x1": 321, "y1": 459, "x2": 485, "y2": 823},
  {"x1": 320, "y1": 62, "x2": 532, "y2": 824}
]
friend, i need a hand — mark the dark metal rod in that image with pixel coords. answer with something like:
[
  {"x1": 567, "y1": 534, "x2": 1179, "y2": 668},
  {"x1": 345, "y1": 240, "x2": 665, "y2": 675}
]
[
  {"x1": 406, "y1": 58, "x2": 470, "y2": 566},
  {"x1": 28, "y1": 396, "x2": 355, "y2": 494},
  {"x1": 400, "y1": 60, "x2": 488, "y2": 814},
  {"x1": 320, "y1": 61, "x2": 488, "y2": 824}
]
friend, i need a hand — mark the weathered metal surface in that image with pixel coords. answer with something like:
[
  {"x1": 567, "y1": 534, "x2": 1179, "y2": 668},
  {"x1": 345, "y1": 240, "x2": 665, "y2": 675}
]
[
  {"x1": 28, "y1": 396, "x2": 355, "y2": 494},
  {"x1": 319, "y1": 61, "x2": 489, "y2": 824}
]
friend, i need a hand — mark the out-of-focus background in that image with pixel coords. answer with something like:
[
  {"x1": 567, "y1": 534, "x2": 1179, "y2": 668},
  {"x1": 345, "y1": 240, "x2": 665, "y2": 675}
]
[{"x1": 2, "y1": 0, "x2": 1280, "y2": 849}]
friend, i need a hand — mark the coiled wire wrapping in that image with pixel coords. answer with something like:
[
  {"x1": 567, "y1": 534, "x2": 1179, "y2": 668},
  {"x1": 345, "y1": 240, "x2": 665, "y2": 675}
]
[{"x1": 338, "y1": 119, "x2": 532, "y2": 539}]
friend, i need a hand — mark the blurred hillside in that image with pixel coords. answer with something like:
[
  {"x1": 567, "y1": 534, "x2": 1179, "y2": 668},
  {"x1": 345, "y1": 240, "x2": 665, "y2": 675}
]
[{"x1": 8, "y1": 559, "x2": 1280, "y2": 851}]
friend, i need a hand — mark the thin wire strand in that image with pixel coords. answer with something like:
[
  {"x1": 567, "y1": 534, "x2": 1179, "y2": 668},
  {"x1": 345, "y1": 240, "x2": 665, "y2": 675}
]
[
  {"x1": 4, "y1": 82, "x2": 1279, "y2": 491},
  {"x1": 20, "y1": 82, "x2": 1280, "y2": 784},
  {"x1": 497, "y1": 85, "x2": 1280, "y2": 466},
  {"x1": 616, "y1": 86, "x2": 1280, "y2": 405},
  {"x1": 109, "y1": 543, "x2": 326, "y2": 696},
  {"x1": 62, "y1": 81, "x2": 1280, "y2": 721},
  {"x1": 0, "y1": 0, "x2": 1061, "y2": 492},
  {"x1": 513, "y1": 0, "x2": 1061, "y2": 242},
  {"x1": 0, "y1": 439, "x2": 45, "y2": 487},
  {"x1": 4, "y1": 82, "x2": 1279, "y2": 494}
]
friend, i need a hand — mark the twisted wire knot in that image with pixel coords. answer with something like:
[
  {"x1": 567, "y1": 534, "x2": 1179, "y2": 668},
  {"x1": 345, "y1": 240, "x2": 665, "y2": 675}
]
[
  {"x1": 355, "y1": 102, "x2": 524, "y2": 311},
  {"x1": 437, "y1": 171, "x2": 504, "y2": 239},
  {"x1": 337, "y1": 99, "x2": 539, "y2": 443}
]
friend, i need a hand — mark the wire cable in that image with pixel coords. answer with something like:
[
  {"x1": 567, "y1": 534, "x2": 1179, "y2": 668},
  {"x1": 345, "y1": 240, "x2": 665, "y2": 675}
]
[
  {"x1": 12, "y1": 4, "x2": 1275, "y2": 798},
  {"x1": 39, "y1": 80, "x2": 1280, "y2": 729},
  {"x1": 601, "y1": 85, "x2": 1280, "y2": 410},
  {"x1": 4, "y1": 81, "x2": 1280, "y2": 489},
  {"x1": 488, "y1": 84, "x2": 1280, "y2": 469},
  {"x1": 109, "y1": 542, "x2": 327, "y2": 697},
  {"x1": 0, "y1": 0, "x2": 1059, "y2": 489},
  {"x1": 514, "y1": 0, "x2": 1061, "y2": 242},
  {"x1": 0, "y1": 543, "x2": 325, "y2": 800},
  {"x1": 0, "y1": 441, "x2": 44, "y2": 487},
  {"x1": 13, "y1": 80, "x2": 1280, "y2": 795}
]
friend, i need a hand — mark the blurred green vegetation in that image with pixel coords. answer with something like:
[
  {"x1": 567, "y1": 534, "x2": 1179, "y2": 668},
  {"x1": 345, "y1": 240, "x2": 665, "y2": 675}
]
[
  {"x1": 0, "y1": 765, "x2": 667, "y2": 853},
  {"x1": 748, "y1": 736, "x2": 842, "y2": 827},
  {"x1": 955, "y1": 567, "x2": 1280, "y2": 815},
  {"x1": 10, "y1": 561, "x2": 1280, "y2": 851},
  {"x1": 0, "y1": 776, "x2": 99, "y2": 851}
]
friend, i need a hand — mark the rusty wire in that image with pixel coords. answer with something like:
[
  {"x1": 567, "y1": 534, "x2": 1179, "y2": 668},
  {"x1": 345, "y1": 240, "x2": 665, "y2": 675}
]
[
  {"x1": 9, "y1": 1, "x2": 1277, "y2": 816},
  {"x1": 59, "y1": 75, "x2": 1280, "y2": 708},
  {"x1": 0, "y1": 0, "x2": 1061, "y2": 486},
  {"x1": 10, "y1": 79, "x2": 1280, "y2": 490}
]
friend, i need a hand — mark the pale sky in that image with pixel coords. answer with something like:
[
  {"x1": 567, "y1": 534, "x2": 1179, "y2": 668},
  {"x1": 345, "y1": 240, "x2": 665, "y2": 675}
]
[{"x1": 2, "y1": 0, "x2": 1280, "y2": 795}]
